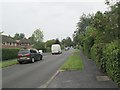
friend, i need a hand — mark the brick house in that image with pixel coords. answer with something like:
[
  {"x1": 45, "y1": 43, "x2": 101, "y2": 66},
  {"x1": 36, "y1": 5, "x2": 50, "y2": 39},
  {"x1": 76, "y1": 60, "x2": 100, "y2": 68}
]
[
  {"x1": 2, "y1": 35, "x2": 32, "y2": 49},
  {"x1": 18, "y1": 38, "x2": 33, "y2": 49}
]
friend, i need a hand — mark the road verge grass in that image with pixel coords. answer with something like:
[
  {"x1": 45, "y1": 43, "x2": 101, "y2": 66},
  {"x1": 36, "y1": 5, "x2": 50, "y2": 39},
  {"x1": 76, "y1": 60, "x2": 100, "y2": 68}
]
[
  {"x1": 0, "y1": 59, "x2": 18, "y2": 68},
  {"x1": 61, "y1": 49, "x2": 83, "y2": 71}
]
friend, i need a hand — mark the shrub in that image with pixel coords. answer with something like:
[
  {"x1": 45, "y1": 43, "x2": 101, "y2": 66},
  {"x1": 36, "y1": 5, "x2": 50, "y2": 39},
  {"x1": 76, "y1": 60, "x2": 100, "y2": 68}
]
[
  {"x1": 91, "y1": 43, "x2": 106, "y2": 72},
  {"x1": 91, "y1": 44, "x2": 98, "y2": 61},
  {"x1": 82, "y1": 26, "x2": 96, "y2": 58},
  {"x1": 103, "y1": 40, "x2": 120, "y2": 86},
  {"x1": 33, "y1": 42, "x2": 46, "y2": 52},
  {"x1": 2, "y1": 48, "x2": 20, "y2": 61},
  {"x1": 45, "y1": 47, "x2": 51, "y2": 52},
  {"x1": 83, "y1": 36, "x2": 94, "y2": 58}
]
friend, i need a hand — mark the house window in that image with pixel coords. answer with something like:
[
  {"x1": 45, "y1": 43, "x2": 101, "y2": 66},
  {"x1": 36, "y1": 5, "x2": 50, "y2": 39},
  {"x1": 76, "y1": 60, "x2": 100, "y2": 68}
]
[
  {"x1": 5, "y1": 42, "x2": 7, "y2": 45},
  {"x1": 9, "y1": 43, "x2": 11, "y2": 46},
  {"x1": 10, "y1": 43, "x2": 12, "y2": 46},
  {"x1": 8, "y1": 42, "x2": 10, "y2": 46},
  {"x1": 14, "y1": 43, "x2": 17, "y2": 46},
  {"x1": 2, "y1": 42, "x2": 5, "y2": 45}
]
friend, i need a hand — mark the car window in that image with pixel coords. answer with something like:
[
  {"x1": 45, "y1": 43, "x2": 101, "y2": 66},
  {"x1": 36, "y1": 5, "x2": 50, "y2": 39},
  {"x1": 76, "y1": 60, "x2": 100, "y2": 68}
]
[
  {"x1": 33, "y1": 50, "x2": 37, "y2": 53},
  {"x1": 18, "y1": 50, "x2": 29, "y2": 54},
  {"x1": 30, "y1": 50, "x2": 37, "y2": 53},
  {"x1": 30, "y1": 50, "x2": 34, "y2": 53}
]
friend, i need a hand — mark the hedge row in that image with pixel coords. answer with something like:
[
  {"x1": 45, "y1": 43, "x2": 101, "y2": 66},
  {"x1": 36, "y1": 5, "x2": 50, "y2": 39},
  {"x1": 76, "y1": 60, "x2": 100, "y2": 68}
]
[
  {"x1": 90, "y1": 43, "x2": 106, "y2": 71},
  {"x1": 83, "y1": 36, "x2": 94, "y2": 58},
  {"x1": 90, "y1": 40, "x2": 120, "y2": 86},
  {"x1": 103, "y1": 41, "x2": 120, "y2": 86},
  {"x1": 2, "y1": 48, "x2": 20, "y2": 61}
]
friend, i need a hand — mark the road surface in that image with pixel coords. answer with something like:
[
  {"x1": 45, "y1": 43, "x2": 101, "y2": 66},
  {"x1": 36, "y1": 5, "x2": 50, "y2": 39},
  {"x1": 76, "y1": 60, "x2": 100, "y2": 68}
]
[{"x1": 2, "y1": 50, "x2": 74, "y2": 88}]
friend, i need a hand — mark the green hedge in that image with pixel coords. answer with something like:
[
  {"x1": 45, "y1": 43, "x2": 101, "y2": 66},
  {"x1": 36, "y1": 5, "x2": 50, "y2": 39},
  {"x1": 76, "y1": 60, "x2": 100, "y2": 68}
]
[
  {"x1": 103, "y1": 40, "x2": 120, "y2": 86},
  {"x1": 83, "y1": 36, "x2": 94, "y2": 58},
  {"x1": 90, "y1": 40, "x2": 120, "y2": 86},
  {"x1": 82, "y1": 27, "x2": 96, "y2": 58},
  {"x1": 90, "y1": 43, "x2": 106, "y2": 72},
  {"x1": 2, "y1": 48, "x2": 20, "y2": 61},
  {"x1": 45, "y1": 47, "x2": 51, "y2": 52}
]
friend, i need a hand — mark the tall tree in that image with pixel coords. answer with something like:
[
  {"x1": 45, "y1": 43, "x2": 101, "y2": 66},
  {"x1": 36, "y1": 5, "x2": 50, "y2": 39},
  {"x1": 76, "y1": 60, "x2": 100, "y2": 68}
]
[
  {"x1": 14, "y1": 33, "x2": 20, "y2": 40},
  {"x1": 13, "y1": 33, "x2": 25, "y2": 40},
  {"x1": 55, "y1": 38, "x2": 60, "y2": 44},
  {"x1": 19, "y1": 33, "x2": 25, "y2": 39},
  {"x1": 45, "y1": 39, "x2": 55, "y2": 48},
  {"x1": 73, "y1": 14, "x2": 93, "y2": 46},
  {"x1": 31, "y1": 28, "x2": 44, "y2": 43},
  {"x1": 65, "y1": 37, "x2": 73, "y2": 46},
  {"x1": 61, "y1": 39, "x2": 66, "y2": 46}
]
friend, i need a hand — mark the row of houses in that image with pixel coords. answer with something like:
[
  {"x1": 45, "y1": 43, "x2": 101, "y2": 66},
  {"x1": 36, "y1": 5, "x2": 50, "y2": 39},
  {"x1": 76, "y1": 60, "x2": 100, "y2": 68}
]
[{"x1": 1, "y1": 35, "x2": 33, "y2": 49}]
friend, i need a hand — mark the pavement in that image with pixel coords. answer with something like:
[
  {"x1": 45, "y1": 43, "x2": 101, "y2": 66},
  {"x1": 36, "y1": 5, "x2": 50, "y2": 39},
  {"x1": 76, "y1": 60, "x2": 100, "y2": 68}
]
[{"x1": 47, "y1": 50, "x2": 119, "y2": 88}]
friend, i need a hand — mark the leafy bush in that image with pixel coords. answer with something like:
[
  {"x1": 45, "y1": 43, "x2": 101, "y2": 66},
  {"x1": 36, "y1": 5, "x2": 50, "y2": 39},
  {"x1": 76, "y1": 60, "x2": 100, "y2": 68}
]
[
  {"x1": 33, "y1": 42, "x2": 46, "y2": 52},
  {"x1": 83, "y1": 36, "x2": 94, "y2": 58},
  {"x1": 103, "y1": 40, "x2": 120, "y2": 86},
  {"x1": 2, "y1": 48, "x2": 20, "y2": 61},
  {"x1": 45, "y1": 47, "x2": 51, "y2": 52},
  {"x1": 90, "y1": 43, "x2": 106, "y2": 71},
  {"x1": 90, "y1": 44, "x2": 97, "y2": 61},
  {"x1": 82, "y1": 27, "x2": 96, "y2": 58}
]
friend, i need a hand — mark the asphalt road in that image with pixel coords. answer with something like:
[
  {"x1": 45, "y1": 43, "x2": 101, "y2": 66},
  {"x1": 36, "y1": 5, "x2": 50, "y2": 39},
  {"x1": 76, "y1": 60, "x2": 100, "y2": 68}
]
[{"x1": 2, "y1": 50, "x2": 74, "y2": 88}]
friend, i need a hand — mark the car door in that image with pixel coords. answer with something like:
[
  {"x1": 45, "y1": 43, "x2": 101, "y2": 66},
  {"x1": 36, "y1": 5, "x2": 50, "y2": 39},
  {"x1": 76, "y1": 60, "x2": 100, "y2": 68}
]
[
  {"x1": 35, "y1": 50, "x2": 40, "y2": 60},
  {"x1": 32, "y1": 50, "x2": 38, "y2": 60},
  {"x1": 30, "y1": 50, "x2": 34, "y2": 59}
]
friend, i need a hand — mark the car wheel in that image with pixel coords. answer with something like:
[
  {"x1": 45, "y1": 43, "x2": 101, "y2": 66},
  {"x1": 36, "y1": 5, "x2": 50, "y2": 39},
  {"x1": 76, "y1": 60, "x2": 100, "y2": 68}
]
[
  {"x1": 19, "y1": 62, "x2": 22, "y2": 64},
  {"x1": 40, "y1": 55, "x2": 43, "y2": 60},
  {"x1": 31, "y1": 58, "x2": 35, "y2": 63}
]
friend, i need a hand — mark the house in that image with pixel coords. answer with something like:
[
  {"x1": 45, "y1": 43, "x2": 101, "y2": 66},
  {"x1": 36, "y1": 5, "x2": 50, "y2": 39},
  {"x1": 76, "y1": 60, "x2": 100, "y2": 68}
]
[
  {"x1": 18, "y1": 38, "x2": 33, "y2": 49},
  {"x1": 1, "y1": 35, "x2": 32, "y2": 49},
  {"x1": 2, "y1": 35, "x2": 17, "y2": 48}
]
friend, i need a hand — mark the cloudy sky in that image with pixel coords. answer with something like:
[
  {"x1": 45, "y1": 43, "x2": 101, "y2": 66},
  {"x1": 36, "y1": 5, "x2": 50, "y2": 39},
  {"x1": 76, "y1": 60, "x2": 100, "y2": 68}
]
[{"x1": 1, "y1": 0, "x2": 108, "y2": 41}]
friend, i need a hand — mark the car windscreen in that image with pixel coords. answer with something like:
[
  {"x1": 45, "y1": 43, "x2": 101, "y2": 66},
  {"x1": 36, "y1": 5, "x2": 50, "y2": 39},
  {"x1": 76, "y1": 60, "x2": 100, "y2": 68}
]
[{"x1": 18, "y1": 50, "x2": 29, "y2": 54}]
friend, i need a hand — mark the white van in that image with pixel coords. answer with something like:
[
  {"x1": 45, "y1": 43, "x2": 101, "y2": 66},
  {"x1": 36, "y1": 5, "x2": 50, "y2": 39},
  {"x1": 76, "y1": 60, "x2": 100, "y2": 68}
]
[{"x1": 51, "y1": 44, "x2": 62, "y2": 55}]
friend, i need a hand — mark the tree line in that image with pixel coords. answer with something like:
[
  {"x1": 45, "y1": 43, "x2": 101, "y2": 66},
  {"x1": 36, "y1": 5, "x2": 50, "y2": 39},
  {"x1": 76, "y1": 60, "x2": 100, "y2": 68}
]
[
  {"x1": 73, "y1": 0, "x2": 120, "y2": 86},
  {"x1": 11, "y1": 28, "x2": 73, "y2": 52}
]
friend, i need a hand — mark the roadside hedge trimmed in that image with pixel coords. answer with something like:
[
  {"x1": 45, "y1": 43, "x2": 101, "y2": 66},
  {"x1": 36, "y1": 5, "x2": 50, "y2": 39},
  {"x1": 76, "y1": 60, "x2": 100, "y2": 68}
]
[
  {"x1": 90, "y1": 40, "x2": 120, "y2": 86},
  {"x1": 83, "y1": 37, "x2": 94, "y2": 58},
  {"x1": 103, "y1": 40, "x2": 120, "y2": 86},
  {"x1": 90, "y1": 43, "x2": 106, "y2": 72},
  {"x1": 2, "y1": 48, "x2": 20, "y2": 61}
]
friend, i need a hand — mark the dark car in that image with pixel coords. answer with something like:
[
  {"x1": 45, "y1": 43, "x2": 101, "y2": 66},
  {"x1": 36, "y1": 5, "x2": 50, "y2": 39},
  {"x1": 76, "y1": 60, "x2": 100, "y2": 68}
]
[{"x1": 17, "y1": 49, "x2": 43, "y2": 64}]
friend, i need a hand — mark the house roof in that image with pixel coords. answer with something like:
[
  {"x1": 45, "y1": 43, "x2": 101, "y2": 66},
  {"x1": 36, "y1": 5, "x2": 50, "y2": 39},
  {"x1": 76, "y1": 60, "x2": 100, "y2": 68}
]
[
  {"x1": 2, "y1": 35, "x2": 16, "y2": 43},
  {"x1": 19, "y1": 38, "x2": 31, "y2": 44},
  {"x1": 2, "y1": 35, "x2": 31, "y2": 44}
]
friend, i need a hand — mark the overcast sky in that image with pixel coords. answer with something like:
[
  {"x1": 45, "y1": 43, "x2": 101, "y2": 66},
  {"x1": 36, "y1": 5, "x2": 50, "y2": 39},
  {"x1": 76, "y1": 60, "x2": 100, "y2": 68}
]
[{"x1": 1, "y1": 0, "x2": 108, "y2": 41}]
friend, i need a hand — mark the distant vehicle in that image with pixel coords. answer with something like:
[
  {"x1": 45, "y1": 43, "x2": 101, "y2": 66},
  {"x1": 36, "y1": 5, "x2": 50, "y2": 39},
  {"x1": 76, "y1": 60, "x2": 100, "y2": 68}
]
[
  {"x1": 51, "y1": 44, "x2": 62, "y2": 55},
  {"x1": 17, "y1": 49, "x2": 43, "y2": 64},
  {"x1": 38, "y1": 50, "x2": 43, "y2": 55},
  {"x1": 65, "y1": 47, "x2": 70, "y2": 51}
]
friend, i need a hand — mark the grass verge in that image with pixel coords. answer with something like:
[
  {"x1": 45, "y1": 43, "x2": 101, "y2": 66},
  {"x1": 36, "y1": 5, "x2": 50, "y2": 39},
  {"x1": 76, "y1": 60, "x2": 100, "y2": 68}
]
[
  {"x1": 61, "y1": 49, "x2": 83, "y2": 71},
  {"x1": 0, "y1": 59, "x2": 18, "y2": 68}
]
